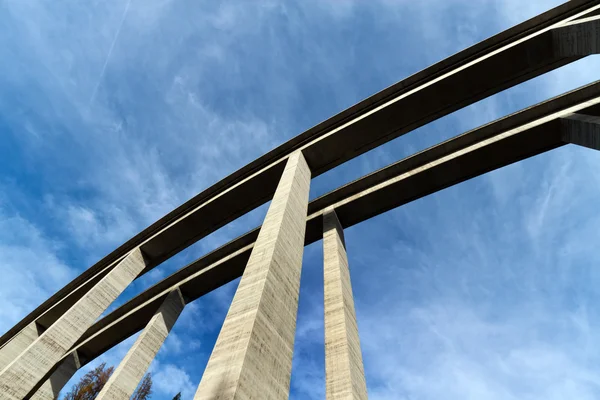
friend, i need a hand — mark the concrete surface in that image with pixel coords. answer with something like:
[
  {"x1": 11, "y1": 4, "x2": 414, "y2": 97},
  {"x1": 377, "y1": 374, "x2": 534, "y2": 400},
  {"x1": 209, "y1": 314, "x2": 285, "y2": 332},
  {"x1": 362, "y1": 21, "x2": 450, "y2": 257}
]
[
  {"x1": 0, "y1": 248, "x2": 146, "y2": 400},
  {"x1": 194, "y1": 152, "x2": 311, "y2": 400},
  {"x1": 323, "y1": 210, "x2": 368, "y2": 400},
  {"x1": 96, "y1": 289, "x2": 184, "y2": 400},
  {"x1": 5, "y1": 0, "x2": 599, "y2": 351},
  {"x1": 55, "y1": 86, "x2": 600, "y2": 372},
  {"x1": 30, "y1": 352, "x2": 80, "y2": 400}
]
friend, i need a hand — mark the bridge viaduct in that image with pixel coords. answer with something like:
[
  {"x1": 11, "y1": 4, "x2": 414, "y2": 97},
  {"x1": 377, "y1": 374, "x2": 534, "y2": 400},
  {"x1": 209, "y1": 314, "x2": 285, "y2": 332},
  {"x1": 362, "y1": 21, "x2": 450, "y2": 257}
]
[{"x1": 2, "y1": 0, "x2": 600, "y2": 398}]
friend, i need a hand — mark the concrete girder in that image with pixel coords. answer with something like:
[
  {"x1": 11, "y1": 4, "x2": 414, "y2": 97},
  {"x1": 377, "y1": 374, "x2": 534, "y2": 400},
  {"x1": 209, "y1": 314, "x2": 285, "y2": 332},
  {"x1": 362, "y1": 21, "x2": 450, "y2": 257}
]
[
  {"x1": 4, "y1": 0, "x2": 600, "y2": 352},
  {"x1": 554, "y1": 15, "x2": 600, "y2": 56},
  {"x1": 53, "y1": 81, "x2": 600, "y2": 375},
  {"x1": 561, "y1": 112, "x2": 600, "y2": 149}
]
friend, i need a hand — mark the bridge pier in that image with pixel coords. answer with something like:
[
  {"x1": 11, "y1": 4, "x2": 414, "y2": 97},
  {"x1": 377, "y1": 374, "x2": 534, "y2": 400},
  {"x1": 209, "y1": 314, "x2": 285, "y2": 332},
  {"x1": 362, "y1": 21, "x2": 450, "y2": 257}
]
[
  {"x1": 0, "y1": 323, "x2": 80, "y2": 400},
  {"x1": 0, "y1": 322, "x2": 42, "y2": 373},
  {"x1": 30, "y1": 352, "x2": 80, "y2": 400},
  {"x1": 194, "y1": 151, "x2": 311, "y2": 400},
  {"x1": 0, "y1": 248, "x2": 147, "y2": 400},
  {"x1": 323, "y1": 210, "x2": 368, "y2": 400},
  {"x1": 96, "y1": 289, "x2": 185, "y2": 400}
]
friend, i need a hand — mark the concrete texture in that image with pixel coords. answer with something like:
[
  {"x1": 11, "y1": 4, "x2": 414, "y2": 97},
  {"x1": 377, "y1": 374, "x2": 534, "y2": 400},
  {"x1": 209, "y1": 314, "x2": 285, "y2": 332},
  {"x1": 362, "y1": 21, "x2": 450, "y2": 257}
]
[
  {"x1": 554, "y1": 16, "x2": 600, "y2": 56},
  {"x1": 96, "y1": 289, "x2": 184, "y2": 400},
  {"x1": 0, "y1": 323, "x2": 79, "y2": 400},
  {"x1": 561, "y1": 112, "x2": 600, "y2": 149},
  {"x1": 53, "y1": 86, "x2": 600, "y2": 370},
  {"x1": 67, "y1": 243, "x2": 254, "y2": 372},
  {"x1": 30, "y1": 352, "x2": 80, "y2": 400},
  {"x1": 0, "y1": 322, "x2": 41, "y2": 373},
  {"x1": 323, "y1": 210, "x2": 368, "y2": 400},
  {"x1": 5, "y1": 0, "x2": 600, "y2": 353},
  {"x1": 194, "y1": 151, "x2": 311, "y2": 400},
  {"x1": 0, "y1": 248, "x2": 146, "y2": 400}
]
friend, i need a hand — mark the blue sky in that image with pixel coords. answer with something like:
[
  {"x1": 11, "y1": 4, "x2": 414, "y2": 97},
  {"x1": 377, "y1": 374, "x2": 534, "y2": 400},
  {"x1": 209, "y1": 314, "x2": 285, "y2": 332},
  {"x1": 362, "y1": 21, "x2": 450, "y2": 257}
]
[{"x1": 2, "y1": 0, "x2": 600, "y2": 399}]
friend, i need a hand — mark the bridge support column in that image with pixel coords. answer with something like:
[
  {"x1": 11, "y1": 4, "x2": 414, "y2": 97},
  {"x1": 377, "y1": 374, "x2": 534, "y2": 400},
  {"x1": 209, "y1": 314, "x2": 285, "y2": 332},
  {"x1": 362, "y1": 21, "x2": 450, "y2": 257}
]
[
  {"x1": 323, "y1": 210, "x2": 368, "y2": 400},
  {"x1": 96, "y1": 289, "x2": 185, "y2": 400},
  {"x1": 194, "y1": 151, "x2": 311, "y2": 400},
  {"x1": 0, "y1": 322, "x2": 42, "y2": 373},
  {"x1": 30, "y1": 352, "x2": 80, "y2": 400},
  {"x1": 0, "y1": 248, "x2": 146, "y2": 400},
  {"x1": 0, "y1": 324, "x2": 80, "y2": 400}
]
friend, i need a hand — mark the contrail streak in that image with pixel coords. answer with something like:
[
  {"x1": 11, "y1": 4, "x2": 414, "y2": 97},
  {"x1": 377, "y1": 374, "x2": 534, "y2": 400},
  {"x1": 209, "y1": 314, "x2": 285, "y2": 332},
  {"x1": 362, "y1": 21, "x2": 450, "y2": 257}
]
[{"x1": 89, "y1": 0, "x2": 132, "y2": 106}]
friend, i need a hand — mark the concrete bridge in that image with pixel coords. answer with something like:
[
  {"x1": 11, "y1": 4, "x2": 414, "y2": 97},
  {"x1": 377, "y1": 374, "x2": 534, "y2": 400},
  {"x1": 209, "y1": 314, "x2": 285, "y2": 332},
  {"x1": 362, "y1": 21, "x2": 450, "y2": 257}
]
[{"x1": 1, "y1": 0, "x2": 600, "y2": 398}]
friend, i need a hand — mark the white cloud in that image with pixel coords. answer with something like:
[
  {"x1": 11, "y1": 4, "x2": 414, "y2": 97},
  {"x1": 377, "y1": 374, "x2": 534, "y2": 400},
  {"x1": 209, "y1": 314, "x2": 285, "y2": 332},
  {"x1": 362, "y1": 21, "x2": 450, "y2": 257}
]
[
  {"x1": 152, "y1": 363, "x2": 195, "y2": 399},
  {"x1": 0, "y1": 206, "x2": 75, "y2": 333},
  {"x1": 343, "y1": 141, "x2": 600, "y2": 399},
  {"x1": 3, "y1": 1, "x2": 600, "y2": 400}
]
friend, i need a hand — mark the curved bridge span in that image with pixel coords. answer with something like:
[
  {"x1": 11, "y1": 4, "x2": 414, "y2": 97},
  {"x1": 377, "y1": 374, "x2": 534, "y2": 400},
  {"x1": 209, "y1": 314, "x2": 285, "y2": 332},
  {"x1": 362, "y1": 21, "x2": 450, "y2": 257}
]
[{"x1": 2, "y1": 1, "x2": 600, "y2": 398}]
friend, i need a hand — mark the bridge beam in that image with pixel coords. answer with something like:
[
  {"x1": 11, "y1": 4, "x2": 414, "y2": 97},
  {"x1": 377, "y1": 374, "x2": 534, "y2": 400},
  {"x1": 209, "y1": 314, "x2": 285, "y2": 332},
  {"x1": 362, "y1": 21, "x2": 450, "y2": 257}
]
[
  {"x1": 0, "y1": 249, "x2": 146, "y2": 400},
  {"x1": 96, "y1": 289, "x2": 184, "y2": 400},
  {"x1": 561, "y1": 112, "x2": 600, "y2": 149},
  {"x1": 194, "y1": 151, "x2": 311, "y2": 400},
  {"x1": 323, "y1": 210, "x2": 368, "y2": 400},
  {"x1": 53, "y1": 84, "x2": 600, "y2": 370},
  {"x1": 5, "y1": 1, "x2": 600, "y2": 354},
  {"x1": 554, "y1": 16, "x2": 600, "y2": 56}
]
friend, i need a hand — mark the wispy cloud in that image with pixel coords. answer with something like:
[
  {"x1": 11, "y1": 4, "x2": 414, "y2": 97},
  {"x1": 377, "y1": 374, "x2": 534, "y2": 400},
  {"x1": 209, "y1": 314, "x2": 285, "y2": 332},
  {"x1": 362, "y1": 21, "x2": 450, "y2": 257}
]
[
  {"x1": 0, "y1": 197, "x2": 75, "y2": 333},
  {"x1": 2, "y1": 0, "x2": 600, "y2": 399},
  {"x1": 151, "y1": 362, "x2": 196, "y2": 399},
  {"x1": 89, "y1": 0, "x2": 132, "y2": 106}
]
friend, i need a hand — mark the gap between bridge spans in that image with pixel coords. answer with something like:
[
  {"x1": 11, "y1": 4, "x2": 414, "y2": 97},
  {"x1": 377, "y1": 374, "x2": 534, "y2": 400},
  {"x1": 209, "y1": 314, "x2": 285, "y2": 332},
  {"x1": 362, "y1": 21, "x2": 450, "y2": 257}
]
[
  {"x1": 4, "y1": 0, "x2": 600, "y2": 355},
  {"x1": 52, "y1": 82, "x2": 600, "y2": 378}
]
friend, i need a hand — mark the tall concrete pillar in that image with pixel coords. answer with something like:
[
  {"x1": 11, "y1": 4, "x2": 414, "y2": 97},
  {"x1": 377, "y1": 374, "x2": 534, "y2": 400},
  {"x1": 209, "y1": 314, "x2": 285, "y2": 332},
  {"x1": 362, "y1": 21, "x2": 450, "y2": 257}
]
[
  {"x1": 96, "y1": 289, "x2": 185, "y2": 400},
  {"x1": 0, "y1": 248, "x2": 146, "y2": 400},
  {"x1": 0, "y1": 325, "x2": 79, "y2": 400},
  {"x1": 0, "y1": 322, "x2": 42, "y2": 373},
  {"x1": 30, "y1": 352, "x2": 81, "y2": 400},
  {"x1": 194, "y1": 151, "x2": 311, "y2": 400},
  {"x1": 323, "y1": 210, "x2": 368, "y2": 400}
]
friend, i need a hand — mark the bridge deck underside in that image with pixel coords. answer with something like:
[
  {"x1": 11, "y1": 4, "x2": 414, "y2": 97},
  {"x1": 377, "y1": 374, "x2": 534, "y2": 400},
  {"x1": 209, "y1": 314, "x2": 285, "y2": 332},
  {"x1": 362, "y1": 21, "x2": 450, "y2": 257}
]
[
  {"x1": 66, "y1": 85, "x2": 600, "y2": 368},
  {"x1": 2, "y1": 0, "x2": 600, "y2": 387}
]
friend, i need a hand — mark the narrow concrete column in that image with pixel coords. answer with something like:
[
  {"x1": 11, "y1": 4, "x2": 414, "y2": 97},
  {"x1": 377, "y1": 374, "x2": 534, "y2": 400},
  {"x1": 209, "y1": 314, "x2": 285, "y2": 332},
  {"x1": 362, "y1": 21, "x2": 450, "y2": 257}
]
[
  {"x1": 0, "y1": 248, "x2": 146, "y2": 400},
  {"x1": 30, "y1": 352, "x2": 81, "y2": 400},
  {"x1": 0, "y1": 322, "x2": 42, "y2": 373},
  {"x1": 194, "y1": 151, "x2": 311, "y2": 400},
  {"x1": 561, "y1": 113, "x2": 600, "y2": 150},
  {"x1": 96, "y1": 289, "x2": 185, "y2": 400},
  {"x1": 323, "y1": 210, "x2": 368, "y2": 400},
  {"x1": 553, "y1": 16, "x2": 600, "y2": 56},
  {"x1": 0, "y1": 323, "x2": 79, "y2": 399}
]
